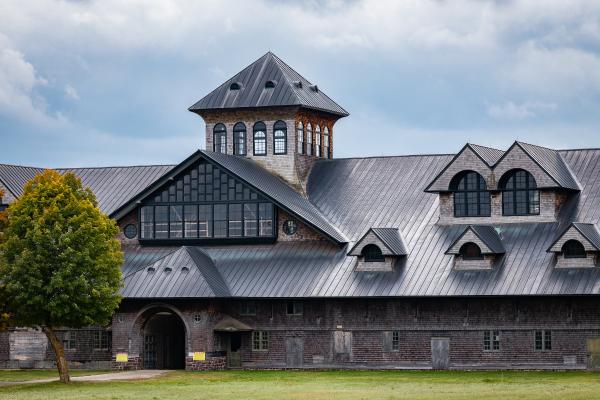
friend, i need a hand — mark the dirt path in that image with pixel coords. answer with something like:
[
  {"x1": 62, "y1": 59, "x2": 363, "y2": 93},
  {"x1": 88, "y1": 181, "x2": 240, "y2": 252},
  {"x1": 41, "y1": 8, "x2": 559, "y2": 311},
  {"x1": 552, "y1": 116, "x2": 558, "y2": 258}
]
[{"x1": 0, "y1": 370, "x2": 168, "y2": 386}]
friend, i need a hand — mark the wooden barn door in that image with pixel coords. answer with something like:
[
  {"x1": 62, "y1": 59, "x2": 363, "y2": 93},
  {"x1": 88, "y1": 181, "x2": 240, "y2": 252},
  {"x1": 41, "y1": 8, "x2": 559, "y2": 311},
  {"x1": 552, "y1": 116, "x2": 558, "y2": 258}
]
[
  {"x1": 285, "y1": 337, "x2": 304, "y2": 367},
  {"x1": 431, "y1": 337, "x2": 450, "y2": 370}
]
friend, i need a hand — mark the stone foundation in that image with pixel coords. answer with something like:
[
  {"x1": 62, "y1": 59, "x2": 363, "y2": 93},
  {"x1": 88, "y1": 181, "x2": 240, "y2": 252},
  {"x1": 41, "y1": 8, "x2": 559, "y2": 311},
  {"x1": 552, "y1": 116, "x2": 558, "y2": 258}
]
[{"x1": 186, "y1": 353, "x2": 227, "y2": 371}]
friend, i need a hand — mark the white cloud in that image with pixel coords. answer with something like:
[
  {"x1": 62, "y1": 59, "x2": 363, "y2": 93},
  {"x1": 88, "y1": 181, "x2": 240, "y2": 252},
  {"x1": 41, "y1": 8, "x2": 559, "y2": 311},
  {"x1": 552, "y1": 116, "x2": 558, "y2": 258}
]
[
  {"x1": 487, "y1": 100, "x2": 557, "y2": 120},
  {"x1": 64, "y1": 84, "x2": 80, "y2": 100}
]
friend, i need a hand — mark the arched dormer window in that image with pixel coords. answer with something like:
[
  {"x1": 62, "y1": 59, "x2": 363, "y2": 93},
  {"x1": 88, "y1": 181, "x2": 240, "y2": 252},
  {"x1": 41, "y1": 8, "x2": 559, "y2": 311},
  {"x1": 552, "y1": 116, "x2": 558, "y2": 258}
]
[
  {"x1": 450, "y1": 171, "x2": 490, "y2": 217},
  {"x1": 459, "y1": 242, "x2": 484, "y2": 260},
  {"x1": 229, "y1": 82, "x2": 242, "y2": 90},
  {"x1": 265, "y1": 80, "x2": 276, "y2": 89},
  {"x1": 499, "y1": 169, "x2": 539, "y2": 216},
  {"x1": 297, "y1": 121, "x2": 304, "y2": 154},
  {"x1": 213, "y1": 123, "x2": 227, "y2": 154},
  {"x1": 306, "y1": 123, "x2": 313, "y2": 156},
  {"x1": 233, "y1": 122, "x2": 246, "y2": 156},
  {"x1": 273, "y1": 121, "x2": 287, "y2": 155},
  {"x1": 253, "y1": 122, "x2": 266, "y2": 156},
  {"x1": 362, "y1": 244, "x2": 385, "y2": 262},
  {"x1": 324, "y1": 127, "x2": 330, "y2": 159},
  {"x1": 562, "y1": 240, "x2": 586, "y2": 259},
  {"x1": 315, "y1": 125, "x2": 321, "y2": 157}
]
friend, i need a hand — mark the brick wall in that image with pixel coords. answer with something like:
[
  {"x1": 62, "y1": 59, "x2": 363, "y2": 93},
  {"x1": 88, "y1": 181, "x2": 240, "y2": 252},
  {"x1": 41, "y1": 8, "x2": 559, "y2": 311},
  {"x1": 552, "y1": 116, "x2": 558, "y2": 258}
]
[{"x1": 277, "y1": 209, "x2": 327, "y2": 242}]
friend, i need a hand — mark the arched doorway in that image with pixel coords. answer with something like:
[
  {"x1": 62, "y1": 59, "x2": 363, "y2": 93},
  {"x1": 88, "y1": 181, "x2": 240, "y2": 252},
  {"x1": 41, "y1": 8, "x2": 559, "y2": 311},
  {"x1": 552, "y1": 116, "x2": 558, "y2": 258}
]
[{"x1": 142, "y1": 310, "x2": 186, "y2": 369}]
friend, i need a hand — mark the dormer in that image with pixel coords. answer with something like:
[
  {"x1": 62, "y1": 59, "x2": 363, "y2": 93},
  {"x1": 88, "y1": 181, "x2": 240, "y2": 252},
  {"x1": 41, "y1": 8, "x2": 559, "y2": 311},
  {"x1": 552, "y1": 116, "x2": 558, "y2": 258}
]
[
  {"x1": 348, "y1": 228, "x2": 407, "y2": 272},
  {"x1": 446, "y1": 225, "x2": 505, "y2": 270},
  {"x1": 547, "y1": 223, "x2": 600, "y2": 269},
  {"x1": 426, "y1": 142, "x2": 580, "y2": 225}
]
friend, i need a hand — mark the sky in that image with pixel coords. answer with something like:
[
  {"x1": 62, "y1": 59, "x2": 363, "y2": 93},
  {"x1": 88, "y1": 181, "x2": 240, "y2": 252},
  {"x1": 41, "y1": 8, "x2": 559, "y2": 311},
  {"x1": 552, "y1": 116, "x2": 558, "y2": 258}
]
[{"x1": 1, "y1": 0, "x2": 600, "y2": 168}]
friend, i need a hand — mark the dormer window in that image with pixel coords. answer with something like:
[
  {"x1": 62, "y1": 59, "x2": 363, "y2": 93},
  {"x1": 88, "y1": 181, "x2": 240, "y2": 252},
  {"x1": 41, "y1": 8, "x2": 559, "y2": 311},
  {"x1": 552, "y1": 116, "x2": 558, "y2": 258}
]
[
  {"x1": 450, "y1": 171, "x2": 490, "y2": 217},
  {"x1": 362, "y1": 244, "x2": 385, "y2": 262},
  {"x1": 459, "y1": 242, "x2": 484, "y2": 260},
  {"x1": 562, "y1": 240, "x2": 586, "y2": 259},
  {"x1": 265, "y1": 80, "x2": 276, "y2": 89},
  {"x1": 229, "y1": 82, "x2": 242, "y2": 90},
  {"x1": 213, "y1": 124, "x2": 227, "y2": 154},
  {"x1": 500, "y1": 169, "x2": 539, "y2": 216}
]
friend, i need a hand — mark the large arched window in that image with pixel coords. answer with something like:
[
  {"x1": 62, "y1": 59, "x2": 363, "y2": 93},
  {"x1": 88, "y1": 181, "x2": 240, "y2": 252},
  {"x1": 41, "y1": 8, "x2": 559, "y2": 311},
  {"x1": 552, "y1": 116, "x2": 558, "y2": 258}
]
[
  {"x1": 273, "y1": 121, "x2": 287, "y2": 155},
  {"x1": 450, "y1": 171, "x2": 490, "y2": 217},
  {"x1": 297, "y1": 121, "x2": 304, "y2": 154},
  {"x1": 233, "y1": 122, "x2": 246, "y2": 156},
  {"x1": 315, "y1": 125, "x2": 321, "y2": 157},
  {"x1": 253, "y1": 122, "x2": 266, "y2": 156},
  {"x1": 459, "y1": 242, "x2": 484, "y2": 260},
  {"x1": 324, "y1": 127, "x2": 330, "y2": 159},
  {"x1": 213, "y1": 123, "x2": 227, "y2": 154},
  {"x1": 362, "y1": 244, "x2": 385, "y2": 262},
  {"x1": 562, "y1": 240, "x2": 586, "y2": 259},
  {"x1": 306, "y1": 123, "x2": 313, "y2": 156},
  {"x1": 500, "y1": 169, "x2": 539, "y2": 216}
]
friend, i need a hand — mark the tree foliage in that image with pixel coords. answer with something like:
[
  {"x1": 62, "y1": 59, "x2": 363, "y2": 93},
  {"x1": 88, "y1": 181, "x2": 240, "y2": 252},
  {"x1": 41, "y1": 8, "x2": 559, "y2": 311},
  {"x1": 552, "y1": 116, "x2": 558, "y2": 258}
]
[{"x1": 0, "y1": 171, "x2": 123, "y2": 382}]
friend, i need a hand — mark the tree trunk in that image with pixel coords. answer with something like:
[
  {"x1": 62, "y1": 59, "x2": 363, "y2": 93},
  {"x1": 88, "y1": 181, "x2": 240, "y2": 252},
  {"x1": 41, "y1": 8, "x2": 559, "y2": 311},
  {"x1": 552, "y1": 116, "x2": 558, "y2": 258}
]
[{"x1": 43, "y1": 326, "x2": 70, "y2": 383}]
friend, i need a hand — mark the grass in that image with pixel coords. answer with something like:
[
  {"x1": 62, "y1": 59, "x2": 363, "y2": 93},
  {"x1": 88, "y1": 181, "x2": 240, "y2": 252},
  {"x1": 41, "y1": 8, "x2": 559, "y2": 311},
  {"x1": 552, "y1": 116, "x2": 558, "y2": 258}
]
[
  {"x1": 0, "y1": 369, "x2": 110, "y2": 382},
  {"x1": 2, "y1": 370, "x2": 600, "y2": 400}
]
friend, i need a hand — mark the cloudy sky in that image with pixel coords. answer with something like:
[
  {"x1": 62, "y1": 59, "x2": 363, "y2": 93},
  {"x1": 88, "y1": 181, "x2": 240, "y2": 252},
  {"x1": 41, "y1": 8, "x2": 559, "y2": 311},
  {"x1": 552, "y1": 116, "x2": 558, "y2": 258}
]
[{"x1": 1, "y1": 0, "x2": 600, "y2": 167}]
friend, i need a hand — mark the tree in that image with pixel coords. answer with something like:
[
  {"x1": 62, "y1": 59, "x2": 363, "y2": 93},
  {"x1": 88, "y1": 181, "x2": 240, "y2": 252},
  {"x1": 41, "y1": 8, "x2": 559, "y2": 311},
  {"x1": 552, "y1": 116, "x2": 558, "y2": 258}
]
[{"x1": 0, "y1": 171, "x2": 123, "y2": 383}]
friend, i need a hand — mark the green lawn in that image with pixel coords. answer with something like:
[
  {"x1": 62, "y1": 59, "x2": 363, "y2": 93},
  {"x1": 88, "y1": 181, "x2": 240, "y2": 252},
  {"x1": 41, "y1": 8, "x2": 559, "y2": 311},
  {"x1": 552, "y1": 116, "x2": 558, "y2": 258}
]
[
  {"x1": 0, "y1": 369, "x2": 109, "y2": 382},
  {"x1": 2, "y1": 370, "x2": 600, "y2": 400}
]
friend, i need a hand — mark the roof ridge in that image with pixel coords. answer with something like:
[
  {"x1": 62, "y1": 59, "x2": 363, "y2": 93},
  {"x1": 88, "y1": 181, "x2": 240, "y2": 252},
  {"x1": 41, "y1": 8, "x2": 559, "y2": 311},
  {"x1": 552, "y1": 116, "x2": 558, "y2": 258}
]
[
  {"x1": 58, "y1": 163, "x2": 176, "y2": 171},
  {"x1": 0, "y1": 163, "x2": 44, "y2": 170}
]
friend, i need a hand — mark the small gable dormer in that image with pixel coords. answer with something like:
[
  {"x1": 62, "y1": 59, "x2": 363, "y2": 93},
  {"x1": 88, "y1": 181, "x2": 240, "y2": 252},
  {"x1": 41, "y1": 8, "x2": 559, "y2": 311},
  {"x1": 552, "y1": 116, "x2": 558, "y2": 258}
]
[
  {"x1": 427, "y1": 142, "x2": 580, "y2": 225},
  {"x1": 348, "y1": 228, "x2": 407, "y2": 272},
  {"x1": 547, "y1": 223, "x2": 600, "y2": 269},
  {"x1": 446, "y1": 225, "x2": 505, "y2": 270}
]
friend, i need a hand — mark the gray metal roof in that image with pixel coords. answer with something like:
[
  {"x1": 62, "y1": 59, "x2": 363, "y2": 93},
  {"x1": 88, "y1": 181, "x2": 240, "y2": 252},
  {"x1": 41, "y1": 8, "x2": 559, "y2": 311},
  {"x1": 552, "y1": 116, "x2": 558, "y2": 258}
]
[
  {"x1": 469, "y1": 144, "x2": 504, "y2": 166},
  {"x1": 122, "y1": 246, "x2": 229, "y2": 298},
  {"x1": 0, "y1": 164, "x2": 43, "y2": 198},
  {"x1": 513, "y1": 142, "x2": 580, "y2": 190},
  {"x1": 188, "y1": 52, "x2": 349, "y2": 117},
  {"x1": 371, "y1": 228, "x2": 408, "y2": 255},
  {"x1": 446, "y1": 225, "x2": 505, "y2": 254}
]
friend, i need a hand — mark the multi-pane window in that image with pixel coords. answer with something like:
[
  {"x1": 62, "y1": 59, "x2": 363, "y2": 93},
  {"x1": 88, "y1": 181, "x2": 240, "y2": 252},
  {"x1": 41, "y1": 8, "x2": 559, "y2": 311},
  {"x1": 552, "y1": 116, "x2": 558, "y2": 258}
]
[
  {"x1": 324, "y1": 127, "x2": 330, "y2": 159},
  {"x1": 233, "y1": 122, "x2": 247, "y2": 156},
  {"x1": 392, "y1": 331, "x2": 400, "y2": 351},
  {"x1": 451, "y1": 171, "x2": 490, "y2": 217},
  {"x1": 253, "y1": 122, "x2": 267, "y2": 155},
  {"x1": 483, "y1": 330, "x2": 500, "y2": 351},
  {"x1": 501, "y1": 169, "x2": 539, "y2": 216},
  {"x1": 315, "y1": 125, "x2": 321, "y2": 157},
  {"x1": 252, "y1": 331, "x2": 269, "y2": 351},
  {"x1": 213, "y1": 123, "x2": 227, "y2": 154},
  {"x1": 139, "y1": 160, "x2": 276, "y2": 240},
  {"x1": 306, "y1": 123, "x2": 313, "y2": 156},
  {"x1": 93, "y1": 331, "x2": 111, "y2": 350},
  {"x1": 535, "y1": 330, "x2": 552, "y2": 351},
  {"x1": 273, "y1": 120, "x2": 287, "y2": 155},
  {"x1": 297, "y1": 121, "x2": 304, "y2": 154},
  {"x1": 240, "y1": 301, "x2": 257, "y2": 316},
  {"x1": 286, "y1": 301, "x2": 303, "y2": 316},
  {"x1": 62, "y1": 331, "x2": 76, "y2": 350}
]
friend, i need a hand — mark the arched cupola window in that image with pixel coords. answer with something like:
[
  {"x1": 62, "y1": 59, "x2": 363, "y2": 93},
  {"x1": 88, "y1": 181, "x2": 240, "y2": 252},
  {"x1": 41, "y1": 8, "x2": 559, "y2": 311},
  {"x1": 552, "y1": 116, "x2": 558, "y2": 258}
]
[
  {"x1": 273, "y1": 121, "x2": 287, "y2": 155},
  {"x1": 253, "y1": 122, "x2": 267, "y2": 156},
  {"x1": 459, "y1": 242, "x2": 484, "y2": 260},
  {"x1": 233, "y1": 122, "x2": 247, "y2": 156},
  {"x1": 306, "y1": 123, "x2": 313, "y2": 156},
  {"x1": 362, "y1": 244, "x2": 385, "y2": 262},
  {"x1": 562, "y1": 240, "x2": 586, "y2": 259},
  {"x1": 499, "y1": 169, "x2": 539, "y2": 216},
  {"x1": 213, "y1": 123, "x2": 227, "y2": 154},
  {"x1": 450, "y1": 171, "x2": 490, "y2": 217},
  {"x1": 315, "y1": 125, "x2": 322, "y2": 157},
  {"x1": 324, "y1": 127, "x2": 330, "y2": 159},
  {"x1": 297, "y1": 121, "x2": 304, "y2": 154}
]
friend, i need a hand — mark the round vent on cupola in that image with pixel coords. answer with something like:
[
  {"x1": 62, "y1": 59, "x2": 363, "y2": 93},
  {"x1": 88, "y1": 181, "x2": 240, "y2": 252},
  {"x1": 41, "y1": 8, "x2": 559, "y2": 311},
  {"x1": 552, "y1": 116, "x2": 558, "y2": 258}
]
[
  {"x1": 147, "y1": 267, "x2": 155, "y2": 273},
  {"x1": 229, "y1": 82, "x2": 242, "y2": 90},
  {"x1": 164, "y1": 267, "x2": 172, "y2": 273},
  {"x1": 265, "y1": 80, "x2": 276, "y2": 89},
  {"x1": 182, "y1": 266, "x2": 190, "y2": 273}
]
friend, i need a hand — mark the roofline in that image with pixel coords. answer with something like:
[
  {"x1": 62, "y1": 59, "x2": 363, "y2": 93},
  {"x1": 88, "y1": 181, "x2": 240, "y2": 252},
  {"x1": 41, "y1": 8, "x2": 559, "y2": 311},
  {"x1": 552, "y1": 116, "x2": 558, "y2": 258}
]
[
  {"x1": 444, "y1": 225, "x2": 505, "y2": 255},
  {"x1": 348, "y1": 227, "x2": 394, "y2": 255},
  {"x1": 189, "y1": 103, "x2": 349, "y2": 118}
]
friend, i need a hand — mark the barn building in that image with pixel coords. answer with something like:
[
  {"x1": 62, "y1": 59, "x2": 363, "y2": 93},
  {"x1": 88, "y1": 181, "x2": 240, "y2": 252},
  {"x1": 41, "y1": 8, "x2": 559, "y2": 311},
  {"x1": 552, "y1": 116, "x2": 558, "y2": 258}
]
[{"x1": 1, "y1": 52, "x2": 600, "y2": 370}]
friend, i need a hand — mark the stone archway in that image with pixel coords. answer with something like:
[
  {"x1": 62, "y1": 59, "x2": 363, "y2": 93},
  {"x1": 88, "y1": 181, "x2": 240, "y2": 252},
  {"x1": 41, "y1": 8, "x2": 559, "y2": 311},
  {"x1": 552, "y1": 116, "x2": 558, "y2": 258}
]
[{"x1": 131, "y1": 304, "x2": 189, "y2": 370}]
